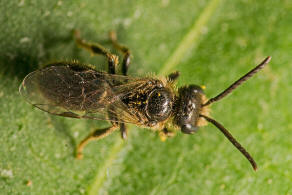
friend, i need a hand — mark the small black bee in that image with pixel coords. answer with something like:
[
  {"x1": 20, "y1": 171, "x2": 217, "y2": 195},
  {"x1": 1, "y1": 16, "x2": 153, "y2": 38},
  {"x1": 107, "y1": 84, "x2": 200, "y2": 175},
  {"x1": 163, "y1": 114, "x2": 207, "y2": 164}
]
[{"x1": 20, "y1": 30, "x2": 271, "y2": 170}]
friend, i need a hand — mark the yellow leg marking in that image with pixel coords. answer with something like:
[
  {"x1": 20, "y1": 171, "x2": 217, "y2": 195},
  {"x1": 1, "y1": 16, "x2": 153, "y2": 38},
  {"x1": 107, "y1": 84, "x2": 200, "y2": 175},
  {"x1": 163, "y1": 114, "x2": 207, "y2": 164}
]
[{"x1": 159, "y1": 129, "x2": 175, "y2": 142}]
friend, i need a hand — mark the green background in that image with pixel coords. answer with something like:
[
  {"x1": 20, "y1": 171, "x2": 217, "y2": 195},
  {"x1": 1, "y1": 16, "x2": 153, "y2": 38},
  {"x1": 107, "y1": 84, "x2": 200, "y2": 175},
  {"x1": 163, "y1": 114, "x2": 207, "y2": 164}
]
[{"x1": 0, "y1": 0, "x2": 291, "y2": 194}]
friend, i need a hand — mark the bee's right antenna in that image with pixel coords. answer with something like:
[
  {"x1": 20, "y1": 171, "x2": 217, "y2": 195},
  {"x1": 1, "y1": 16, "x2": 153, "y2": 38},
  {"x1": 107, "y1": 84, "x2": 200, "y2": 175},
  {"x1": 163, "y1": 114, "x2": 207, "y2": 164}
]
[
  {"x1": 203, "y1": 56, "x2": 271, "y2": 107},
  {"x1": 199, "y1": 114, "x2": 257, "y2": 171}
]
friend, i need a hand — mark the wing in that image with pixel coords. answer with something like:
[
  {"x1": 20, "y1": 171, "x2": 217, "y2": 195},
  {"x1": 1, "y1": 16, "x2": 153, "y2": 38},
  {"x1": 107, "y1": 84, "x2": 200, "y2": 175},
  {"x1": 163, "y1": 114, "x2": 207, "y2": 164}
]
[{"x1": 19, "y1": 63, "x2": 153, "y2": 125}]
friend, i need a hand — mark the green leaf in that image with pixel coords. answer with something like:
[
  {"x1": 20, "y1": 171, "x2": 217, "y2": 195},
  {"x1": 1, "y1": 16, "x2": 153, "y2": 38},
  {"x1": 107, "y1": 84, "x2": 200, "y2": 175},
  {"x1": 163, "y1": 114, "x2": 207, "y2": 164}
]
[{"x1": 0, "y1": 0, "x2": 291, "y2": 194}]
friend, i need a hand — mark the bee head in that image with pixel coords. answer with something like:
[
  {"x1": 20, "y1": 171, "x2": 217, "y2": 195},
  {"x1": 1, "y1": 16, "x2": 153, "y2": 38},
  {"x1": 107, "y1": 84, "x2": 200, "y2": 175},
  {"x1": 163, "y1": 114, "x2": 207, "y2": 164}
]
[
  {"x1": 175, "y1": 85, "x2": 207, "y2": 134},
  {"x1": 173, "y1": 57, "x2": 271, "y2": 171}
]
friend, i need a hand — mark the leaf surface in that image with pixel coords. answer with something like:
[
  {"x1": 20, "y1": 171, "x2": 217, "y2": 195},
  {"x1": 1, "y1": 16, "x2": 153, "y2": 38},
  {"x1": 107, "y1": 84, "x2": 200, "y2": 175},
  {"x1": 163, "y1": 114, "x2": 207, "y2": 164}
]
[{"x1": 0, "y1": 0, "x2": 291, "y2": 194}]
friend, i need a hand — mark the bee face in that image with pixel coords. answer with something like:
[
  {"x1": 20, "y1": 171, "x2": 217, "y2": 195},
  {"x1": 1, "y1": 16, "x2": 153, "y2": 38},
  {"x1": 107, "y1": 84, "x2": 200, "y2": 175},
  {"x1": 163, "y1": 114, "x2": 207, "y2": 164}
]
[{"x1": 175, "y1": 85, "x2": 205, "y2": 134}]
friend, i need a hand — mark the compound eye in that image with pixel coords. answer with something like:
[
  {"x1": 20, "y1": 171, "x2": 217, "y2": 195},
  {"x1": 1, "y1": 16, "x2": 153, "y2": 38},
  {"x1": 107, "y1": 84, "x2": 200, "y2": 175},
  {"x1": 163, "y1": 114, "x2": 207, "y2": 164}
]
[
  {"x1": 181, "y1": 124, "x2": 198, "y2": 134},
  {"x1": 146, "y1": 89, "x2": 172, "y2": 121}
]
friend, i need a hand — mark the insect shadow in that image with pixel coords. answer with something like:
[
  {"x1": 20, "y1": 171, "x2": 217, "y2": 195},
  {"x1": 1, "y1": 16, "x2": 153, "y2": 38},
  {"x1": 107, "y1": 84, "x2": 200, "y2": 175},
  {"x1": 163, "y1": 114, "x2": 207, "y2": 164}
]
[
  {"x1": 0, "y1": 30, "x2": 73, "y2": 79},
  {"x1": 0, "y1": 30, "x2": 82, "y2": 154},
  {"x1": 48, "y1": 117, "x2": 75, "y2": 155}
]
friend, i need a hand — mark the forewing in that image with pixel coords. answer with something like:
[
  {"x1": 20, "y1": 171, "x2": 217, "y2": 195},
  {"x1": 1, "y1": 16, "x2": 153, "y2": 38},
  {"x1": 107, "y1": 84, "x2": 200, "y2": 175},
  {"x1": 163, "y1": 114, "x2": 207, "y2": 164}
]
[{"x1": 19, "y1": 64, "x2": 150, "y2": 124}]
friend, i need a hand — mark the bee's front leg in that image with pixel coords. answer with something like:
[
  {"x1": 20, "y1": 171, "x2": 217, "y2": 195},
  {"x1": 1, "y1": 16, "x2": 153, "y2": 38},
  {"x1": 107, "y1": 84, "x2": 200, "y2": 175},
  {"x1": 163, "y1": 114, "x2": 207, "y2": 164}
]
[
  {"x1": 159, "y1": 128, "x2": 175, "y2": 142},
  {"x1": 167, "y1": 71, "x2": 180, "y2": 83}
]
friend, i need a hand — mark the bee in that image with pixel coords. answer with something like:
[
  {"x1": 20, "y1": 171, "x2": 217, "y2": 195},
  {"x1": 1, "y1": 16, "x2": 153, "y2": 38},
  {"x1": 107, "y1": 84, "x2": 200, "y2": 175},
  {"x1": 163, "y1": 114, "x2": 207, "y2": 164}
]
[{"x1": 19, "y1": 30, "x2": 271, "y2": 171}]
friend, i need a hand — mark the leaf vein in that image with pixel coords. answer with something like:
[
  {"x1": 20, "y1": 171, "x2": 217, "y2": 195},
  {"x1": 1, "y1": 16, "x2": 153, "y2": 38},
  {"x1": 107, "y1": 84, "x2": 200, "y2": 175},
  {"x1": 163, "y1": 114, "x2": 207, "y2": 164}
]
[{"x1": 88, "y1": 0, "x2": 222, "y2": 193}]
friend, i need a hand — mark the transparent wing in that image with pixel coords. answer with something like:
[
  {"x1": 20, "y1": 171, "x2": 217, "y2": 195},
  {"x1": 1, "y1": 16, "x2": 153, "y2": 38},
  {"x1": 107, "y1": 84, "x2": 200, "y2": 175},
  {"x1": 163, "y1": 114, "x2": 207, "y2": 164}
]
[{"x1": 19, "y1": 63, "x2": 152, "y2": 125}]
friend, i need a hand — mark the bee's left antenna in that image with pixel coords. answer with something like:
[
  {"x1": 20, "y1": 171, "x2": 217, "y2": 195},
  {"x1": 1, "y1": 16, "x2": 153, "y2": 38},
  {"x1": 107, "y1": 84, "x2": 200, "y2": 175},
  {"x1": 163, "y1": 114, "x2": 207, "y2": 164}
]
[
  {"x1": 199, "y1": 114, "x2": 257, "y2": 171},
  {"x1": 203, "y1": 56, "x2": 271, "y2": 107}
]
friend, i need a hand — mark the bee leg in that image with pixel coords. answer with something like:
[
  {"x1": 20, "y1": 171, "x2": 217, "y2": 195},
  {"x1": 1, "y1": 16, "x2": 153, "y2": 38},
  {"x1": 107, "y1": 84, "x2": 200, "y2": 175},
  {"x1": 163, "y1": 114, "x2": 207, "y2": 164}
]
[
  {"x1": 120, "y1": 123, "x2": 128, "y2": 140},
  {"x1": 74, "y1": 30, "x2": 118, "y2": 74},
  {"x1": 109, "y1": 31, "x2": 131, "y2": 76},
  {"x1": 76, "y1": 126, "x2": 118, "y2": 159},
  {"x1": 159, "y1": 128, "x2": 175, "y2": 142},
  {"x1": 167, "y1": 71, "x2": 180, "y2": 83}
]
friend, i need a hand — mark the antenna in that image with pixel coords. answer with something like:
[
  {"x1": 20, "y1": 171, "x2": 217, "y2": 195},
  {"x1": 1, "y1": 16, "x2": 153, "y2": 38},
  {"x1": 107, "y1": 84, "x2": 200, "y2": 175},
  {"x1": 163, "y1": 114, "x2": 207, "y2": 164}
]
[
  {"x1": 203, "y1": 56, "x2": 271, "y2": 107},
  {"x1": 200, "y1": 114, "x2": 257, "y2": 171}
]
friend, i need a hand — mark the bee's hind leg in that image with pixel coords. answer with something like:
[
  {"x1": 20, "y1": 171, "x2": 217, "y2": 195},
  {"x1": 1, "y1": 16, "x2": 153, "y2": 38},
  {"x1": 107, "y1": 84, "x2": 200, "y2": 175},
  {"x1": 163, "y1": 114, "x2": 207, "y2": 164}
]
[
  {"x1": 109, "y1": 31, "x2": 131, "y2": 76},
  {"x1": 76, "y1": 126, "x2": 118, "y2": 159},
  {"x1": 73, "y1": 30, "x2": 118, "y2": 74}
]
